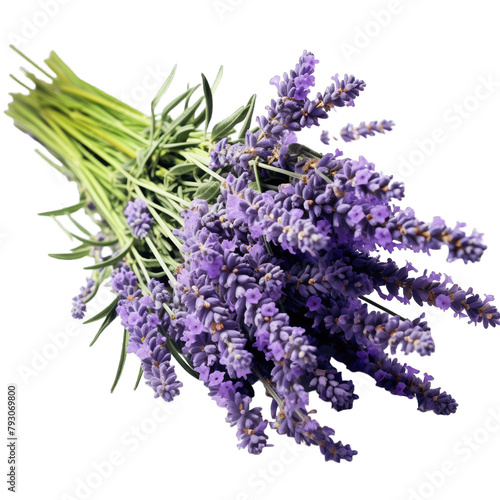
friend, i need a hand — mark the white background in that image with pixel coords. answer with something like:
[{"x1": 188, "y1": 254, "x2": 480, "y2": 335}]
[{"x1": 1, "y1": 1, "x2": 500, "y2": 499}]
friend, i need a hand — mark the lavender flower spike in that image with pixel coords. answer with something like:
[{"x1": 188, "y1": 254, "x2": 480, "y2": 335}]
[
  {"x1": 71, "y1": 277, "x2": 95, "y2": 319},
  {"x1": 340, "y1": 120, "x2": 394, "y2": 142},
  {"x1": 124, "y1": 198, "x2": 154, "y2": 239}
]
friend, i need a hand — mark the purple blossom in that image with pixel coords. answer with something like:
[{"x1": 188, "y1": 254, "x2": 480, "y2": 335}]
[
  {"x1": 96, "y1": 49, "x2": 495, "y2": 463},
  {"x1": 142, "y1": 336, "x2": 182, "y2": 402},
  {"x1": 305, "y1": 361, "x2": 358, "y2": 411},
  {"x1": 320, "y1": 130, "x2": 330, "y2": 145},
  {"x1": 307, "y1": 296, "x2": 322, "y2": 311},
  {"x1": 219, "y1": 384, "x2": 270, "y2": 454},
  {"x1": 71, "y1": 277, "x2": 95, "y2": 319},
  {"x1": 340, "y1": 120, "x2": 394, "y2": 142},
  {"x1": 246, "y1": 288, "x2": 262, "y2": 304},
  {"x1": 322, "y1": 74, "x2": 366, "y2": 109},
  {"x1": 124, "y1": 198, "x2": 153, "y2": 239}
]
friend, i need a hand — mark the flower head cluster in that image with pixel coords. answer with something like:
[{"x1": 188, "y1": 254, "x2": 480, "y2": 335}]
[
  {"x1": 103, "y1": 50, "x2": 496, "y2": 463},
  {"x1": 176, "y1": 50, "x2": 496, "y2": 461},
  {"x1": 71, "y1": 277, "x2": 95, "y2": 319},
  {"x1": 124, "y1": 198, "x2": 153, "y2": 239},
  {"x1": 111, "y1": 264, "x2": 181, "y2": 401},
  {"x1": 209, "y1": 53, "x2": 365, "y2": 176},
  {"x1": 163, "y1": 185, "x2": 357, "y2": 460},
  {"x1": 340, "y1": 120, "x2": 394, "y2": 142},
  {"x1": 270, "y1": 50, "x2": 319, "y2": 101}
]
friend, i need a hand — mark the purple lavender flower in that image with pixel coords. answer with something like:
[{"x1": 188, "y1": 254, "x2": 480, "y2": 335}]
[
  {"x1": 209, "y1": 137, "x2": 229, "y2": 170},
  {"x1": 124, "y1": 198, "x2": 153, "y2": 239},
  {"x1": 71, "y1": 277, "x2": 95, "y2": 319},
  {"x1": 270, "y1": 50, "x2": 319, "y2": 101},
  {"x1": 225, "y1": 186, "x2": 329, "y2": 256},
  {"x1": 329, "y1": 330, "x2": 457, "y2": 415},
  {"x1": 320, "y1": 130, "x2": 330, "y2": 145},
  {"x1": 271, "y1": 401, "x2": 357, "y2": 462},
  {"x1": 101, "y1": 50, "x2": 496, "y2": 463},
  {"x1": 16, "y1": 45, "x2": 500, "y2": 466},
  {"x1": 213, "y1": 381, "x2": 270, "y2": 454},
  {"x1": 322, "y1": 74, "x2": 366, "y2": 109},
  {"x1": 304, "y1": 360, "x2": 358, "y2": 411},
  {"x1": 340, "y1": 120, "x2": 394, "y2": 142},
  {"x1": 142, "y1": 336, "x2": 182, "y2": 402}
]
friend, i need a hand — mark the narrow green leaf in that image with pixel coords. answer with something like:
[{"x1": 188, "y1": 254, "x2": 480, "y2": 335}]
[
  {"x1": 211, "y1": 65, "x2": 224, "y2": 93},
  {"x1": 134, "y1": 148, "x2": 148, "y2": 177},
  {"x1": 70, "y1": 232, "x2": 118, "y2": 247},
  {"x1": 159, "y1": 326, "x2": 199, "y2": 379},
  {"x1": 83, "y1": 272, "x2": 103, "y2": 305},
  {"x1": 39, "y1": 200, "x2": 86, "y2": 217},
  {"x1": 84, "y1": 295, "x2": 119, "y2": 324},
  {"x1": 201, "y1": 73, "x2": 213, "y2": 135},
  {"x1": 133, "y1": 367, "x2": 143, "y2": 390},
  {"x1": 192, "y1": 67, "x2": 223, "y2": 128},
  {"x1": 160, "y1": 95, "x2": 203, "y2": 140},
  {"x1": 151, "y1": 65, "x2": 177, "y2": 112},
  {"x1": 84, "y1": 240, "x2": 133, "y2": 270},
  {"x1": 35, "y1": 150, "x2": 71, "y2": 178},
  {"x1": 184, "y1": 84, "x2": 191, "y2": 110},
  {"x1": 172, "y1": 124, "x2": 196, "y2": 142},
  {"x1": 150, "y1": 65, "x2": 177, "y2": 139},
  {"x1": 69, "y1": 243, "x2": 89, "y2": 252},
  {"x1": 194, "y1": 181, "x2": 220, "y2": 202},
  {"x1": 160, "y1": 85, "x2": 200, "y2": 122},
  {"x1": 89, "y1": 307, "x2": 118, "y2": 347},
  {"x1": 147, "y1": 270, "x2": 167, "y2": 278},
  {"x1": 49, "y1": 249, "x2": 90, "y2": 260},
  {"x1": 68, "y1": 214, "x2": 91, "y2": 236},
  {"x1": 210, "y1": 105, "x2": 248, "y2": 143},
  {"x1": 248, "y1": 182, "x2": 260, "y2": 191},
  {"x1": 110, "y1": 329, "x2": 129, "y2": 393},
  {"x1": 238, "y1": 94, "x2": 257, "y2": 140},
  {"x1": 168, "y1": 162, "x2": 197, "y2": 175}
]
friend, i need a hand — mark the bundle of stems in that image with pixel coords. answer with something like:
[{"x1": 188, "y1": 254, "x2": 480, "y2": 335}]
[
  {"x1": 7, "y1": 47, "x2": 252, "y2": 292},
  {"x1": 9, "y1": 47, "x2": 496, "y2": 462}
]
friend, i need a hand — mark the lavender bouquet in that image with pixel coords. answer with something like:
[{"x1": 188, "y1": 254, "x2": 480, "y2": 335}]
[{"x1": 7, "y1": 47, "x2": 498, "y2": 463}]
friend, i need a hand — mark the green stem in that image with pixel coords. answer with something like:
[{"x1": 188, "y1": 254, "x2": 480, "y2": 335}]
[
  {"x1": 257, "y1": 162, "x2": 302, "y2": 179},
  {"x1": 145, "y1": 237, "x2": 177, "y2": 283},
  {"x1": 360, "y1": 295, "x2": 407, "y2": 321},
  {"x1": 183, "y1": 151, "x2": 224, "y2": 182}
]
